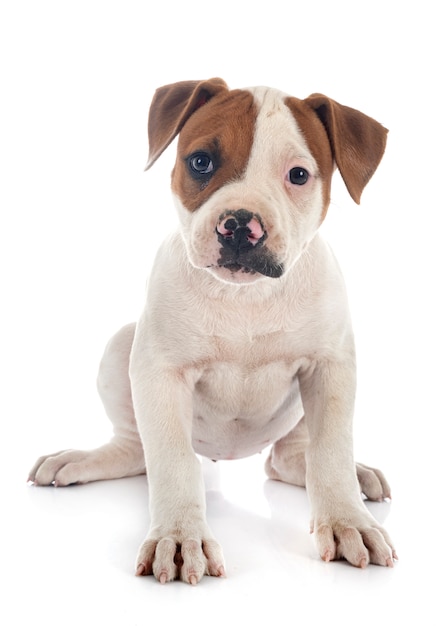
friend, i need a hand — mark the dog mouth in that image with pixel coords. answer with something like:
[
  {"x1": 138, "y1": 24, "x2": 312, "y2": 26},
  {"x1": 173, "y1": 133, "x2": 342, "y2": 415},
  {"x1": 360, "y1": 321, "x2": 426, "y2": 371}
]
[
  {"x1": 215, "y1": 253, "x2": 284, "y2": 279},
  {"x1": 218, "y1": 262, "x2": 257, "y2": 275}
]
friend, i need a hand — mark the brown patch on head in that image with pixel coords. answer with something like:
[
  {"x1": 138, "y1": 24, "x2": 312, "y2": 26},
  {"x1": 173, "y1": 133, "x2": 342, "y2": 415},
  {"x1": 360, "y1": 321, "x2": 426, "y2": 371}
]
[
  {"x1": 285, "y1": 97, "x2": 334, "y2": 218},
  {"x1": 171, "y1": 90, "x2": 257, "y2": 212},
  {"x1": 292, "y1": 94, "x2": 388, "y2": 205},
  {"x1": 146, "y1": 78, "x2": 229, "y2": 169}
]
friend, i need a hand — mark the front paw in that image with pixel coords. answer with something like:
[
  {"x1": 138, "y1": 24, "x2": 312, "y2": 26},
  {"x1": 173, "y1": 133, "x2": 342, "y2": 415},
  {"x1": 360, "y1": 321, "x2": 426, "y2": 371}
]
[
  {"x1": 135, "y1": 527, "x2": 226, "y2": 584},
  {"x1": 312, "y1": 508, "x2": 397, "y2": 568}
]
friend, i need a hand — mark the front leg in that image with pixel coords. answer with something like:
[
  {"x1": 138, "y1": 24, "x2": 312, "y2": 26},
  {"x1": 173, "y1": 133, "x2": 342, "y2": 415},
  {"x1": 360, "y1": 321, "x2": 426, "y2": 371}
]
[
  {"x1": 130, "y1": 347, "x2": 225, "y2": 585},
  {"x1": 300, "y1": 356, "x2": 397, "y2": 568}
]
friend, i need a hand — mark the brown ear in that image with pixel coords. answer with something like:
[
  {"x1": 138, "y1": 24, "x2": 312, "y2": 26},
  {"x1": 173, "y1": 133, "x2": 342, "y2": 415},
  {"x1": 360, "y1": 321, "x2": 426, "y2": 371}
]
[
  {"x1": 304, "y1": 94, "x2": 388, "y2": 204},
  {"x1": 145, "y1": 78, "x2": 229, "y2": 170}
]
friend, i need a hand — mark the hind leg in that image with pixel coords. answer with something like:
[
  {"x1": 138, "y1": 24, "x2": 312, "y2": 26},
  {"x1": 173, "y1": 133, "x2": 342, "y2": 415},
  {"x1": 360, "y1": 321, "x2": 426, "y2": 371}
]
[
  {"x1": 265, "y1": 417, "x2": 391, "y2": 501},
  {"x1": 29, "y1": 323, "x2": 145, "y2": 486}
]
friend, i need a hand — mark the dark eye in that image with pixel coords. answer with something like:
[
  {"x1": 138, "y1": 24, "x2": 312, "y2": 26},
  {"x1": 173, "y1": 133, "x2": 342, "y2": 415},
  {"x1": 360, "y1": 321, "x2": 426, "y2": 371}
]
[
  {"x1": 289, "y1": 167, "x2": 309, "y2": 185},
  {"x1": 188, "y1": 152, "x2": 214, "y2": 177}
]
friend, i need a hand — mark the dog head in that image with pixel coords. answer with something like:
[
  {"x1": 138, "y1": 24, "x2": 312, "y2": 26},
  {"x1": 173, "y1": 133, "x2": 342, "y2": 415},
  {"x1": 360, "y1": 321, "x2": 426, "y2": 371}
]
[{"x1": 146, "y1": 78, "x2": 387, "y2": 285}]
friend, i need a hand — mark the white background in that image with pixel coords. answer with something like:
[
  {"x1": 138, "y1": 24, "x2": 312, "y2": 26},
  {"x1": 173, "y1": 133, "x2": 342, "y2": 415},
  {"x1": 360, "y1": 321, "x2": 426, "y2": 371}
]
[{"x1": 1, "y1": 1, "x2": 446, "y2": 623}]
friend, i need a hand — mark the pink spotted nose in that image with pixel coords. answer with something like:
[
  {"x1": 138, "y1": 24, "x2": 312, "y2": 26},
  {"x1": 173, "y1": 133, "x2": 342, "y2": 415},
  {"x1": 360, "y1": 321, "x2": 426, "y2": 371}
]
[{"x1": 216, "y1": 209, "x2": 266, "y2": 251}]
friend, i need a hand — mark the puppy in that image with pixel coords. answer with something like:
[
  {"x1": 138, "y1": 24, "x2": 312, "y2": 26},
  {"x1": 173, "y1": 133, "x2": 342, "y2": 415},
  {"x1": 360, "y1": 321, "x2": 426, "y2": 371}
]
[{"x1": 29, "y1": 78, "x2": 397, "y2": 584}]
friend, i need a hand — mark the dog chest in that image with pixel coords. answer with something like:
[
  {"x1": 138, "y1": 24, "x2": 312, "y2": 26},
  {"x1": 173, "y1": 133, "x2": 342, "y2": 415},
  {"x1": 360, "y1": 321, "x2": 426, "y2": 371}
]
[{"x1": 190, "y1": 355, "x2": 305, "y2": 460}]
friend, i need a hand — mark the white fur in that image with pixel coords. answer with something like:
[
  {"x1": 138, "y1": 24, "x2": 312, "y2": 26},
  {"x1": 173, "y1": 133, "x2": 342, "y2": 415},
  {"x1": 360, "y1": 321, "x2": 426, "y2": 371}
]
[{"x1": 29, "y1": 85, "x2": 395, "y2": 584}]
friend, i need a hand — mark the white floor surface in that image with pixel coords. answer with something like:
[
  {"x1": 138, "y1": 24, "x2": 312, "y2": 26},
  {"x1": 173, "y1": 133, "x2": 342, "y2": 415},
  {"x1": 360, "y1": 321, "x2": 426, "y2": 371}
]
[{"x1": 4, "y1": 440, "x2": 445, "y2": 625}]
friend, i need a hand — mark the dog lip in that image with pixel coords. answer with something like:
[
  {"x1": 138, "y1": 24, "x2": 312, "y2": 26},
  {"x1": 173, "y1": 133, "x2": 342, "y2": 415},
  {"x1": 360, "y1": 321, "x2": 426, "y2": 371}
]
[
  {"x1": 218, "y1": 262, "x2": 257, "y2": 275},
  {"x1": 252, "y1": 261, "x2": 284, "y2": 278},
  {"x1": 216, "y1": 256, "x2": 284, "y2": 278}
]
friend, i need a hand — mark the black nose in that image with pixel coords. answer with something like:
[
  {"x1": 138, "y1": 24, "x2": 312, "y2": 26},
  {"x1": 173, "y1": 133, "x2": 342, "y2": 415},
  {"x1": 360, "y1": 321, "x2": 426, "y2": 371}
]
[{"x1": 216, "y1": 210, "x2": 265, "y2": 252}]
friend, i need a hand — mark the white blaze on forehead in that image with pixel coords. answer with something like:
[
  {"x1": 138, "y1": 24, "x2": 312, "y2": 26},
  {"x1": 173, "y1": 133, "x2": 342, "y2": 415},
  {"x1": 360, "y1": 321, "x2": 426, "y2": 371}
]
[
  {"x1": 243, "y1": 86, "x2": 319, "y2": 182},
  {"x1": 226, "y1": 86, "x2": 327, "y2": 265}
]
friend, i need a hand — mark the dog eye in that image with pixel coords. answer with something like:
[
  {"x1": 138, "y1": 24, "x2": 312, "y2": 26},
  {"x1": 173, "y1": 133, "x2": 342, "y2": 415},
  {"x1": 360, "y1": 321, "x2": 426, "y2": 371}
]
[
  {"x1": 188, "y1": 152, "x2": 214, "y2": 176},
  {"x1": 288, "y1": 167, "x2": 309, "y2": 185}
]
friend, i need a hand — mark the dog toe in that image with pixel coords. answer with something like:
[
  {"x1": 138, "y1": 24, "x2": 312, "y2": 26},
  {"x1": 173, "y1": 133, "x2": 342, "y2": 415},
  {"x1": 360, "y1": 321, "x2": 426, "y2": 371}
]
[
  {"x1": 136, "y1": 532, "x2": 225, "y2": 584},
  {"x1": 356, "y1": 462, "x2": 391, "y2": 501}
]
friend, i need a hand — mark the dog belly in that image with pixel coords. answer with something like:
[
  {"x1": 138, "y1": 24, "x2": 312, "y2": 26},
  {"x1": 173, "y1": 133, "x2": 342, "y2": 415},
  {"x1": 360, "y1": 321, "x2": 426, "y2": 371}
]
[{"x1": 191, "y1": 364, "x2": 303, "y2": 460}]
